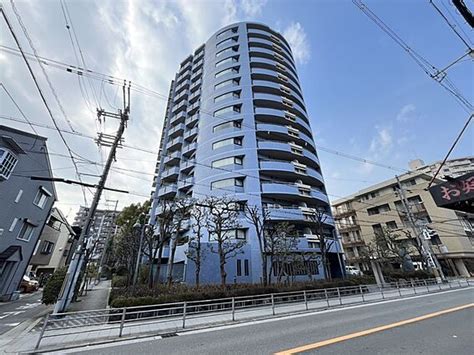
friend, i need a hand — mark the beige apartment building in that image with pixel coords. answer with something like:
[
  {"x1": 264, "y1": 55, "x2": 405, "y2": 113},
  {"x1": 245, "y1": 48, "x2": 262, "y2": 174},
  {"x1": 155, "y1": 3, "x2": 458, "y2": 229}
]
[{"x1": 332, "y1": 172, "x2": 474, "y2": 277}]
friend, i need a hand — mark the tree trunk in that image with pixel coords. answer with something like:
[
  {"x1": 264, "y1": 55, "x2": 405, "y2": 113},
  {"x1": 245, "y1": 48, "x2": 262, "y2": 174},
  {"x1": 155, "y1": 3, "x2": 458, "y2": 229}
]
[
  {"x1": 195, "y1": 244, "x2": 201, "y2": 287},
  {"x1": 167, "y1": 235, "x2": 178, "y2": 286},
  {"x1": 154, "y1": 244, "x2": 164, "y2": 285},
  {"x1": 218, "y1": 241, "x2": 226, "y2": 286}
]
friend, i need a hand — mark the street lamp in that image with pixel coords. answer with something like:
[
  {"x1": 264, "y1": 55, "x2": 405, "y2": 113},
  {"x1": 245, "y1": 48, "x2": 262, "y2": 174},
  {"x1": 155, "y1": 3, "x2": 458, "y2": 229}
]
[{"x1": 132, "y1": 214, "x2": 147, "y2": 286}]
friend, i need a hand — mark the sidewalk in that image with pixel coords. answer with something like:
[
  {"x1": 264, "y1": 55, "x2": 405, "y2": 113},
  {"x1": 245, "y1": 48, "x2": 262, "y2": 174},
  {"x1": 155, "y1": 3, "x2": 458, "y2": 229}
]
[
  {"x1": 68, "y1": 280, "x2": 112, "y2": 312},
  {"x1": 4, "y1": 279, "x2": 471, "y2": 353}
]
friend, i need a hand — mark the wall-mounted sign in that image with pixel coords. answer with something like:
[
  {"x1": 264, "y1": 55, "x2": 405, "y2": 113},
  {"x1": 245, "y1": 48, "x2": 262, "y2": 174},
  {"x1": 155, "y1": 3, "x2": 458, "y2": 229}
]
[{"x1": 429, "y1": 172, "x2": 474, "y2": 213}]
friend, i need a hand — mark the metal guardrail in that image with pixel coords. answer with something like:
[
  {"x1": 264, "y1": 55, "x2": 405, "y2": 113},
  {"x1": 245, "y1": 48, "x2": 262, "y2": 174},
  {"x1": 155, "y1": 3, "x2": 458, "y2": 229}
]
[{"x1": 35, "y1": 278, "x2": 472, "y2": 350}]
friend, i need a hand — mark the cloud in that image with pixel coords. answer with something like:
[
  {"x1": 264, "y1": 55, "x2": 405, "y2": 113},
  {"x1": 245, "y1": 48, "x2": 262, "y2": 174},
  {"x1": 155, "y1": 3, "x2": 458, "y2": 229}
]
[
  {"x1": 369, "y1": 127, "x2": 393, "y2": 153},
  {"x1": 396, "y1": 104, "x2": 416, "y2": 122},
  {"x1": 282, "y1": 22, "x2": 310, "y2": 65},
  {"x1": 241, "y1": 0, "x2": 268, "y2": 17}
]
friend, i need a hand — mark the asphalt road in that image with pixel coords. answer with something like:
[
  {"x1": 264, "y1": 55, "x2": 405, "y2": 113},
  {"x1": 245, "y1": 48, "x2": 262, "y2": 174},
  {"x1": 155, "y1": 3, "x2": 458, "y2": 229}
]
[
  {"x1": 73, "y1": 288, "x2": 474, "y2": 355},
  {"x1": 0, "y1": 290, "x2": 48, "y2": 335}
]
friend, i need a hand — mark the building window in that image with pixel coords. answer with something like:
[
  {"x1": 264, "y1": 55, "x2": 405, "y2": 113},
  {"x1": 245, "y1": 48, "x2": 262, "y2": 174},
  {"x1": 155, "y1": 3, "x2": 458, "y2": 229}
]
[
  {"x1": 244, "y1": 259, "x2": 249, "y2": 276},
  {"x1": 41, "y1": 241, "x2": 55, "y2": 254},
  {"x1": 386, "y1": 221, "x2": 398, "y2": 230},
  {"x1": 213, "y1": 120, "x2": 242, "y2": 132},
  {"x1": 237, "y1": 259, "x2": 242, "y2": 276},
  {"x1": 216, "y1": 45, "x2": 239, "y2": 57},
  {"x1": 17, "y1": 221, "x2": 35, "y2": 241},
  {"x1": 212, "y1": 137, "x2": 242, "y2": 150},
  {"x1": 214, "y1": 105, "x2": 241, "y2": 117},
  {"x1": 33, "y1": 187, "x2": 51, "y2": 209},
  {"x1": 212, "y1": 156, "x2": 243, "y2": 168},
  {"x1": 211, "y1": 177, "x2": 244, "y2": 190},
  {"x1": 215, "y1": 66, "x2": 239, "y2": 78},
  {"x1": 0, "y1": 148, "x2": 18, "y2": 180},
  {"x1": 216, "y1": 27, "x2": 238, "y2": 39},
  {"x1": 14, "y1": 189, "x2": 23, "y2": 203},
  {"x1": 216, "y1": 56, "x2": 239, "y2": 67},
  {"x1": 215, "y1": 78, "x2": 240, "y2": 91},
  {"x1": 214, "y1": 91, "x2": 240, "y2": 103},
  {"x1": 9, "y1": 217, "x2": 19, "y2": 232}
]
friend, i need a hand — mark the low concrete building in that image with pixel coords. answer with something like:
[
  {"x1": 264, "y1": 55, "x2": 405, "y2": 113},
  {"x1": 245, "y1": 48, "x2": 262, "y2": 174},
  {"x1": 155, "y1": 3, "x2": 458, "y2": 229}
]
[
  {"x1": 332, "y1": 171, "x2": 474, "y2": 277},
  {"x1": 0, "y1": 126, "x2": 56, "y2": 301},
  {"x1": 29, "y1": 208, "x2": 76, "y2": 284}
]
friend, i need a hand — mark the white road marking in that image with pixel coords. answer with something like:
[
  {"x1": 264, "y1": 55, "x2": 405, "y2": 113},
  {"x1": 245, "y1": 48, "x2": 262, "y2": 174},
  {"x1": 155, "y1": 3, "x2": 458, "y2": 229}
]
[
  {"x1": 0, "y1": 311, "x2": 25, "y2": 319},
  {"x1": 4, "y1": 322, "x2": 20, "y2": 327}
]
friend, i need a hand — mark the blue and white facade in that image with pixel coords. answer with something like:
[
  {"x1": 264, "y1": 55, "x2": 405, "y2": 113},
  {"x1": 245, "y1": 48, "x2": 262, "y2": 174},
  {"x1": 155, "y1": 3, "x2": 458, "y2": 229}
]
[{"x1": 150, "y1": 22, "x2": 343, "y2": 285}]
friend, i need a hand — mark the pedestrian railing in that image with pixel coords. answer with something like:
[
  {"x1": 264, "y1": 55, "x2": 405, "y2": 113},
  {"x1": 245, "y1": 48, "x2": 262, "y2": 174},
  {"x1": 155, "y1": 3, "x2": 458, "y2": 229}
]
[{"x1": 35, "y1": 277, "x2": 472, "y2": 350}]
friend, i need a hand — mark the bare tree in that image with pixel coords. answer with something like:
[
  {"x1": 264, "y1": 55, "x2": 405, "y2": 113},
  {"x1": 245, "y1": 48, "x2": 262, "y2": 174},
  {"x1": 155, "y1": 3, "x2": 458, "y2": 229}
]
[
  {"x1": 185, "y1": 201, "x2": 207, "y2": 287},
  {"x1": 265, "y1": 222, "x2": 297, "y2": 284},
  {"x1": 166, "y1": 198, "x2": 192, "y2": 286},
  {"x1": 144, "y1": 200, "x2": 175, "y2": 287},
  {"x1": 206, "y1": 197, "x2": 246, "y2": 286},
  {"x1": 244, "y1": 204, "x2": 270, "y2": 286},
  {"x1": 299, "y1": 251, "x2": 322, "y2": 281},
  {"x1": 307, "y1": 208, "x2": 335, "y2": 280}
]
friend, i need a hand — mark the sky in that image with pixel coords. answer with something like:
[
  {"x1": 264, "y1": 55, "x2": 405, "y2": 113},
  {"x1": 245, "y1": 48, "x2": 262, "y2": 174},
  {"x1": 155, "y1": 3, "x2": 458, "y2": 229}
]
[{"x1": 1, "y1": 0, "x2": 473, "y2": 222}]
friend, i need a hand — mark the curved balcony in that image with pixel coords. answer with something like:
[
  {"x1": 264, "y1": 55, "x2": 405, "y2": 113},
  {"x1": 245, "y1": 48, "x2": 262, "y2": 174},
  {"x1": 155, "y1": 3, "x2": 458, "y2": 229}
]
[
  {"x1": 252, "y1": 79, "x2": 305, "y2": 107},
  {"x1": 253, "y1": 92, "x2": 307, "y2": 117},
  {"x1": 259, "y1": 160, "x2": 324, "y2": 185},
  {"x1": 254, "y1": 107, "x2": 312, "y2": 137},
  {"x1": 249, "y1": 46, "x2": 297, "y2": 73},
  {"x1": 250, "y1": 57, "x2": 299, "y2": 85},
  {"x1": 257, "y1": 141, "x2": 320, "y2": 168},
  {"x1": 247, "y1": 28, "x2": 293, "y2": 56},
  {"x1": 250, "y1": 56, "x2": 297, "y2": 82},
  {"x1": 158, "y1": 184, "x2": 177, "y2": 198},
  {"x1": 251, "y1": 68, "x2": 301, "y2": 94},
  {"x1": 256, "y1": 123, "x2": 314, "y2": 150},
  {"x1": 248, "y1": 37, "x2": 293, "y2": 61},
  {"x1": 261, "y1": 183, "x2": 329, "y2": 204},
  {"x1": 265, "y1": 206, "x2": 334, "y2": 225}
]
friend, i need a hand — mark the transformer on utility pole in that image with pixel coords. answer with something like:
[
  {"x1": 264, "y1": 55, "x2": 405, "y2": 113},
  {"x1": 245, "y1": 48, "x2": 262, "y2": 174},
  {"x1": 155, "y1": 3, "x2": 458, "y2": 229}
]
[{"x1": 54, "y1": 82, "x2": 131, "y2": 314}]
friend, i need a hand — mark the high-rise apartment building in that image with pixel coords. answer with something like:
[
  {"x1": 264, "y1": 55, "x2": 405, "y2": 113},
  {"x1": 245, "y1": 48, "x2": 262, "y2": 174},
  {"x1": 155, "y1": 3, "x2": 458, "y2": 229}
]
[
  {"x1": 73, "y1": 207, "x2": 119, "y2": 262},
  {"x1": 332, "y1": 172, "x2": 474, "y2": 277},
  {"x1": 150, "y1": 22, "x2": 343, "y2": 285}
]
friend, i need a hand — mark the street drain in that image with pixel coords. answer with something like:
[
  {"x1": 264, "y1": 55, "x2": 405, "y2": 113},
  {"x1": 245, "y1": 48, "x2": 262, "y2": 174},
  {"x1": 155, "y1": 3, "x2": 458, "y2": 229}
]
[{"x1": 161, "y1": 332, "x2": 178, "y2": 338}]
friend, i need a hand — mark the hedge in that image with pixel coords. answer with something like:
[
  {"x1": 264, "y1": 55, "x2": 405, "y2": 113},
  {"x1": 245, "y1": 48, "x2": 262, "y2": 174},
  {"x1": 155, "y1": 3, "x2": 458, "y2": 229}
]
[
  {"x1": 42, "y1": 267, "x2": 67, "y2": 305},
  {"x1": 109, "y1": 276, "x2": 376, "y2": 308}
]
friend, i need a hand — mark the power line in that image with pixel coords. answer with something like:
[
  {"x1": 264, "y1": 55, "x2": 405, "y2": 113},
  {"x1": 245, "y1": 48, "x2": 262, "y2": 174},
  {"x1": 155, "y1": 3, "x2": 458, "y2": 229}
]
[
  {"x1": 0, "y1": 83, "x2": 38, "y2": 136},
  {"x1": 1, "y1": 4, "x2": 88, "y2": 204},
  {"x1": 429, "y1": 0, "x2": 472, "y2": 50},
  {"x1": 353, "y1": 0, "x2": 473, "y2": 112},
  {"x1": 428, "y1": 113, "x2": 473, "y2": 187}
]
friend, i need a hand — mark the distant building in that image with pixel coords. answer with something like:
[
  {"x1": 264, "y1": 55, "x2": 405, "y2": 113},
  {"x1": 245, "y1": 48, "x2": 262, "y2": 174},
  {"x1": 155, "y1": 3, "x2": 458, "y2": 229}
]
[
  {"x1": 0, "y1": 125, "x2": 56, "y2": 301},
  {"x1": 73, "y1": 206, "x2": 119, "y2": 262},
  {"x1": 29, "y1": 208, "x2": 77, "y2": 284},
  {"x1": 332, "y1": 171, "x2": 474, "y2": 277},
  {"x1": 409, "y1": 156, "x2": 474, "y2": 179}
]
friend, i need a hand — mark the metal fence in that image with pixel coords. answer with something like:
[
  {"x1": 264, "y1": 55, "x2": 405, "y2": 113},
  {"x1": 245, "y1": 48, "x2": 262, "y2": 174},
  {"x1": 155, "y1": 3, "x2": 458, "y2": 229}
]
[{"x1": 35, "y1": 278, "x2": 472, "y2": 350}]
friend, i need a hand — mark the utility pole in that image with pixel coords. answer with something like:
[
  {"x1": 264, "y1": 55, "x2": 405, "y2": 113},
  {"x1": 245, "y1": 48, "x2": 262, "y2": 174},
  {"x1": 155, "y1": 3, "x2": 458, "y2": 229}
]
[
  {"x1": 395, "y1": 176, "x2": 445, "y2": 281},
  {"x1": 54, "y1": 82, "x2": 130, "y2": 314}
]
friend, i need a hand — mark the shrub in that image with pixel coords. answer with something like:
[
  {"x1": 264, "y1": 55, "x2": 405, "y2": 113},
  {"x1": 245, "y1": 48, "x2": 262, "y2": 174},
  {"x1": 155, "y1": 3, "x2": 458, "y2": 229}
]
[
  {"x1": 112, "y1": 275, "x2": 128, "y2": 288},
  {"x1": 383, "y1": 270, "x2": 433, "y2": 282},
  {"x1": 109, "y1": 275, "x2": 376, "y2": 308},
  {"x1": 42, "y1": 267, "x2": 67, "y2": 305}
]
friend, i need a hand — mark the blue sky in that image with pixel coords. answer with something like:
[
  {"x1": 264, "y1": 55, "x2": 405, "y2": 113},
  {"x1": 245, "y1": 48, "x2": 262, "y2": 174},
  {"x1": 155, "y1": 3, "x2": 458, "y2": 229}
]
[{"x1": 1, "y1": 0, "x2": 472, "y2": 218}]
